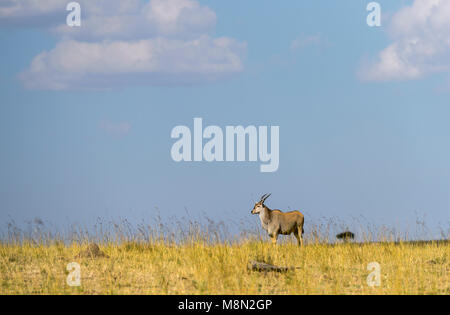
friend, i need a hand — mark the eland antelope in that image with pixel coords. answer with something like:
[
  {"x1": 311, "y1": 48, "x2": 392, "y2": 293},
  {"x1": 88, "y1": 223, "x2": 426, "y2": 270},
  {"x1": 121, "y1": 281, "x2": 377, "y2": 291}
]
[{"x1": 251, "y1": 194, "x2": 305, "y2": 247}]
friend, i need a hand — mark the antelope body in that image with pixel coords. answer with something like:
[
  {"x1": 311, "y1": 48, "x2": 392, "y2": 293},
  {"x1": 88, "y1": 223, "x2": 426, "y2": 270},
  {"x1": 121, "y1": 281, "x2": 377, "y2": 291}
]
[{"x1": 251, "y1": 194, "x2": 304, "y2": 247}]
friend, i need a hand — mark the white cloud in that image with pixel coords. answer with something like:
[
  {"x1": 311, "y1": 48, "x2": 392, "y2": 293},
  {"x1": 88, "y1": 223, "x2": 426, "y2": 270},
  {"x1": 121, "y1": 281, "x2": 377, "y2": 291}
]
[
  {"x1": 0, "y1": 0, "x2": 141, "y2": 26},
  {"x1": 0, "y1": 0, "x2": 64, "y2": 27},
  {"x1": 52, "y1": 0, "x2": 217, "y2": 40},
  {"x1": 20, "y1": 37, "x2": 245, "y2": 90},
  {"x1": 361, "y1": 0, "x2": 450, "y2": 81},
  {"x1": 1, "y1": 0, "x2": 245, "y2": 90},
  {"x1": 0, "y1": 0, "x2": 61, "y2": 17}
]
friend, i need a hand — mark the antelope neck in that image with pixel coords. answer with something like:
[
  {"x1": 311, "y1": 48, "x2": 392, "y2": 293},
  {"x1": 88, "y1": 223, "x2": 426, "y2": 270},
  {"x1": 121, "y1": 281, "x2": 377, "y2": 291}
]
[{"x1": 259, "y1": 206, "x2": 272, "y2": 223}]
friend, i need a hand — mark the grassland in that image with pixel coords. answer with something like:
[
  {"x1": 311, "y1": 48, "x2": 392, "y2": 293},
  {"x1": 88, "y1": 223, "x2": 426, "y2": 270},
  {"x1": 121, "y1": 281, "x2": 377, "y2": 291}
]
[{"x1": 0, "y1": 239, "x2": 448, "y2": 295}]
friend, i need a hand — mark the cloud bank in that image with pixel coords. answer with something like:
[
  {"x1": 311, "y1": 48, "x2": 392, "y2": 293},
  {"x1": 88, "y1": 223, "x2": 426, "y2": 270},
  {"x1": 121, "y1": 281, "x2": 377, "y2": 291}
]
[
  {"x1": 0, "y1": 0, "x2": 245, "y2": 90},
  {"x1": 0, "y1": 0, "x2": 63, "y2": 27},
  {"x1": 360, "y1": 0, "x2": 450, "y2": 82}
]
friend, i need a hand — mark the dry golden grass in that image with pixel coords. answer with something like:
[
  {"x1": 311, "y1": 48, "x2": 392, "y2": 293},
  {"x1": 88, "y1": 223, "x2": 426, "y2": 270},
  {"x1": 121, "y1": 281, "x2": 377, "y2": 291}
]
[{"x1": 0, "y1": 239, "x2": 448, "y2": 295}]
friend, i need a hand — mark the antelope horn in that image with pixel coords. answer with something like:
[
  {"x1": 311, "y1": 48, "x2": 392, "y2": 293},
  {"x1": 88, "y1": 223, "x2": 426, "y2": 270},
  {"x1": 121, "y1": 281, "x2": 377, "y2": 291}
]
[{"x1": 261, "y1": 193, "x2": 271, "y2": 203}]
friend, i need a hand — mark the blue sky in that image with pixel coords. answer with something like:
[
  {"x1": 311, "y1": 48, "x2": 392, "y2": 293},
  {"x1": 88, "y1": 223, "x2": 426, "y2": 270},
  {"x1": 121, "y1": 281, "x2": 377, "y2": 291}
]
[{"x1": 0, "y1": 0, "x2": 449, "y2": 236}]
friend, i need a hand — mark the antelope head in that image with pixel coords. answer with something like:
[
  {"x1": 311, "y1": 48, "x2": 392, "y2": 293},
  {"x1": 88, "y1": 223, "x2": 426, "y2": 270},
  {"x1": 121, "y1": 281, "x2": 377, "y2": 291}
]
[{"x1": 251, "y1": 193, "x2": 271, "y2": 214}]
